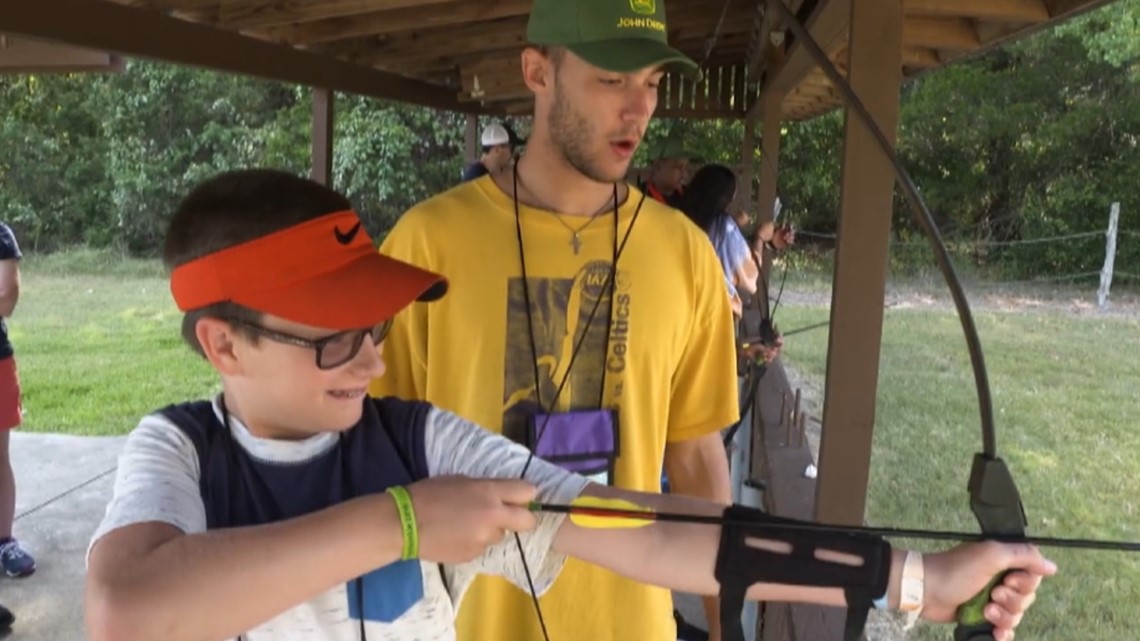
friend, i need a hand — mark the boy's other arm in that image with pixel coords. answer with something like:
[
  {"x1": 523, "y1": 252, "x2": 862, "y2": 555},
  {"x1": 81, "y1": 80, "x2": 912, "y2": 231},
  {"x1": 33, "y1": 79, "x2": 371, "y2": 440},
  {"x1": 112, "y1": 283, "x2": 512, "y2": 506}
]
[
  {"x1": 87, "y1": 497, "x2": 404, "y2": 641},
  {"x1": 86, "y1": 419, "x2": 538, "y2": 641},
  {"x1": 0, "y1": 259, "x2": 19, "y2": 317},
  {"x1": 84, "y1": 421, "x2": 408, "y2": 641}
]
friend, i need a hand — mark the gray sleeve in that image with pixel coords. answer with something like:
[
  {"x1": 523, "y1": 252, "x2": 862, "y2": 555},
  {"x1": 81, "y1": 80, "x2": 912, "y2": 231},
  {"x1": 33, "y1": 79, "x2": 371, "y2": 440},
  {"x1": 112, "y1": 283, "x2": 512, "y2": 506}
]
[
  {"x1": 87, "y1": 414, "x2": 206, "y2": 564},
  {"x1": 423, "y1": 407, "x2": 588, "y2": 596}
]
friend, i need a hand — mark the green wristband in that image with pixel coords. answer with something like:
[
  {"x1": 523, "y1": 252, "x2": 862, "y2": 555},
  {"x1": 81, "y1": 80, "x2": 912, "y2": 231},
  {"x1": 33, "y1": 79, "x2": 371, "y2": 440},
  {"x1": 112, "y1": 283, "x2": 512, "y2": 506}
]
[{"x1": 385, "y1": 486, "x2": 419, "y2": 560}]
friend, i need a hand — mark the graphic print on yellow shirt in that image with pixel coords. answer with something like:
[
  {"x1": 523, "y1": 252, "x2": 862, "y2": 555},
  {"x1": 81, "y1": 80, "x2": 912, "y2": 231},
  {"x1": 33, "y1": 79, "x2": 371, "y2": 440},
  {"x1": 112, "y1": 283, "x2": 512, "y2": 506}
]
[
  {"x1": 505, "y1": 232, "x2": 628, "y2": 485},
  {"x1": 370, "y1": 175, "x2": 741, "y2": 641}
]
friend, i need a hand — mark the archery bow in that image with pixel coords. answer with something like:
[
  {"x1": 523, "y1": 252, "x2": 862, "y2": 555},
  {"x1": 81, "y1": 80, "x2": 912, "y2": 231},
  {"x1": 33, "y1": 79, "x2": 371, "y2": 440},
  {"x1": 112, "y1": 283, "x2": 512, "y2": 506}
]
[
  {"x1": 763, "y1": 1, "x2": 1029, "y2": 639},
  {"x1": 529, "y1": 496, "x2": 1140, "y2": 552}
]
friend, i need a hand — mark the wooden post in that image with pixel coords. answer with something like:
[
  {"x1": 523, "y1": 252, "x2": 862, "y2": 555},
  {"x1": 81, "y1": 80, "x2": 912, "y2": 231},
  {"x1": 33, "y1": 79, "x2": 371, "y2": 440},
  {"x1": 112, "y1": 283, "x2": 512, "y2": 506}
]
[
  {"x1": 754, "y1": 87, "x2": 784, "y2": 318},
  {"x1": 737, "y1": 117, "x2": 756, "y2": 214},
  {"x1": 310, "y1": 87, "x2": 334, "y2": 187},
  {"x1": 755, "y1": 88, "x2": 784, "y2": 237},
  {"x1": 814, "y1": 0, "x2": 904, "y2": 528},
  {"x1": 465, "y1": 114, "x2": 479, "y2": 166},
  {"x1": 1098, "y1": 202, "x2": 1120, "y2": 309}
]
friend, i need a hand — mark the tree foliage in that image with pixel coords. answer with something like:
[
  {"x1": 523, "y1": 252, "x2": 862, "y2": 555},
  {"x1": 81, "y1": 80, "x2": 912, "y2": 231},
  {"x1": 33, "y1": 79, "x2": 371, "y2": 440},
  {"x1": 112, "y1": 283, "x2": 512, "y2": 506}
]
[{"x1": 1, "y1": 1, "x2": 1137, "y2": 279}]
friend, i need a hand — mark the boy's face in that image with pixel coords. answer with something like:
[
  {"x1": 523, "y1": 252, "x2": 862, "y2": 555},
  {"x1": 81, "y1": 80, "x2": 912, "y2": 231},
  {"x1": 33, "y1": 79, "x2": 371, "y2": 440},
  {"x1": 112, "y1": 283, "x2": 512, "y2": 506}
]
[{"x1": 222, "y1": 314, "x2": 387, "y2": 440}]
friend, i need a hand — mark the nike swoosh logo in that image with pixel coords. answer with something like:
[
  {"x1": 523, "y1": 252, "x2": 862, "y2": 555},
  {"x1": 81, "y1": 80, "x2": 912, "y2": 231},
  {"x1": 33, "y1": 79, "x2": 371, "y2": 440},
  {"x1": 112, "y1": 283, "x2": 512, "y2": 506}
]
[{"x1": 334, "y1": 222, "x2": 362, "y2": 245}]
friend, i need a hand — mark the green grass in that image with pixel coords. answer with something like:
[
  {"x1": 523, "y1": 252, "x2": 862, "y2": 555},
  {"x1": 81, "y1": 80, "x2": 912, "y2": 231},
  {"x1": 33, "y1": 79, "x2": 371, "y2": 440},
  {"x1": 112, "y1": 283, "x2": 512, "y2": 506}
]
[
  {"x1": 775, "y1": 303, "x2": 1140, "y2": 641},
  {"x1": 13, "y1": 252, "x2": 218, "y2": 436}
]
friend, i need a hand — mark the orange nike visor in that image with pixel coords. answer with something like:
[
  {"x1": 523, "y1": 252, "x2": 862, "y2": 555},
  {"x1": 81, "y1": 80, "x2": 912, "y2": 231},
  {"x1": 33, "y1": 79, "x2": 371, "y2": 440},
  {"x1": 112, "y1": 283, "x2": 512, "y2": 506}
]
[{"x1": 169, "y1": 210, "x2": 447, "y2": 330}]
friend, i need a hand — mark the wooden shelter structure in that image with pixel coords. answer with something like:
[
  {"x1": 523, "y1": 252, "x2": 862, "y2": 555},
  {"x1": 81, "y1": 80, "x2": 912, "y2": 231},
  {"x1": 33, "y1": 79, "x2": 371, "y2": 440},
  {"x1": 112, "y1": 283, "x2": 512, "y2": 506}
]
[{"x1": 0, "y1": 0, "x2": 1119, "y2": 638}]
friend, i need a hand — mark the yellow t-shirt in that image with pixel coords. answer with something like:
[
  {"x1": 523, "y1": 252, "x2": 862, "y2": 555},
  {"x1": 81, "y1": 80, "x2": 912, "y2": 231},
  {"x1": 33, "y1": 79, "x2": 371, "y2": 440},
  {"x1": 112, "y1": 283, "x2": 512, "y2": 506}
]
[{"x1": 370, "y1": 175, "x2": 740, "y2": 641}]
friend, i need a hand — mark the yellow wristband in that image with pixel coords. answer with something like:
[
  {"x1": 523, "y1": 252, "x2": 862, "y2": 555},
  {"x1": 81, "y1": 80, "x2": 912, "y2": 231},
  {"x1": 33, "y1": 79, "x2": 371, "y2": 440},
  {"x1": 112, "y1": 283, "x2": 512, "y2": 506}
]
[{"x1": 385, "y1": 486, "x2": 419, "y2": 560}]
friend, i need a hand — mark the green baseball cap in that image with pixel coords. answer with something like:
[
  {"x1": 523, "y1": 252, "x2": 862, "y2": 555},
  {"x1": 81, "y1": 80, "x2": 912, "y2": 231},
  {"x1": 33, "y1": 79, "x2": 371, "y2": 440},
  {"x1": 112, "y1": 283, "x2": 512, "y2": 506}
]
[
  {"x1": 527, "y1": 0, "x2": 700, "y2": 79},
  {"x1": 645, "y1": 135, "x2": 696, "y2": 161}
]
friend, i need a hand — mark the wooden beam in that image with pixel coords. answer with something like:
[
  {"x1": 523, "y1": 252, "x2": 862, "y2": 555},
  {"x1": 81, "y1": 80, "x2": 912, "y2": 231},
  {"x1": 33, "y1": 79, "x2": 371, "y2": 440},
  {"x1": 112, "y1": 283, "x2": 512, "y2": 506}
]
[
  {"x1": 459, "y1": 55, "x2": 521, "y2": 98},
  {"x1": 347, "y1": 17, "x2": 529, "y2": 66},
  {"x1": 310, "y1": 87, "x2": 334, "y2": 186},
  {"x1": 393, "y1": 48, "x2": 520, "y2": 75},
  {"x1": 744, "y1": 0, "x2": 773, "y2": 80},
  {"x1": 902, "y1": 44, "x2": 940, "y2": 68},
  {"x1": 763, "y1": 0, "x2": 851, "y2": 95},
  {"x1": 118, "y1": 0, "x2": 220, "y2": 11},
  {"x1": 0, "y1": 34, "x2": 124, "y2": 73},
  {"x1": 654, "y1": 106, "x2": 746, "y2": 119},
  {"x1": 666, "y1": 2, "x2": 759, "y2": 42},
  {"x1": 903, "y1": 16, "x2": 981, "y2": 50},
  {"x1": 0, "y1": 0, "x2": 472, "y2": 114},
  {"x1": 917, "y1": 0, "x2": 1113, "y2": 70},
  {"x1": 259, "y1": 0, "x2": 532, "y2": 45},
  {"x1": 905, "y1": 0, "x2": 1051, "y2": 23},
  {"x1": 464, "y1": 114, "x2": 478, "y2": 165},
  {"x1": 1043, "y1": 0, "x2": 1114, "y2": 15},
  {"x1": 322, "y1": 4, "x2": 751, "y2": 75},
  {"x1": 219, "y1": 0, "x2": 454, "y2": 30},
  {"x1": 816, "y1": 0, "x2": 904, "y2": 529}
]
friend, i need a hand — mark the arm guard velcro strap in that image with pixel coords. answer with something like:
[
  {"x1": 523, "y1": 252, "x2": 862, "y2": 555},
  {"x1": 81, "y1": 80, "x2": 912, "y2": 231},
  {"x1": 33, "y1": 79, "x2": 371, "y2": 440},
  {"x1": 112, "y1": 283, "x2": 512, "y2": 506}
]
[{"x1": 713, "y1": 504, "x2": 893, "y2": 641}]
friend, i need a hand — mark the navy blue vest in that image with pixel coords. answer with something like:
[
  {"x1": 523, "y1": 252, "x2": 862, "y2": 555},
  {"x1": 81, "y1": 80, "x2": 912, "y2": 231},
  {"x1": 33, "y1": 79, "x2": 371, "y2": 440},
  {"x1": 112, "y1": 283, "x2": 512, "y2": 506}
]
[{"x1": 160, "y1": 397, "x2": 435, "y2": 625}]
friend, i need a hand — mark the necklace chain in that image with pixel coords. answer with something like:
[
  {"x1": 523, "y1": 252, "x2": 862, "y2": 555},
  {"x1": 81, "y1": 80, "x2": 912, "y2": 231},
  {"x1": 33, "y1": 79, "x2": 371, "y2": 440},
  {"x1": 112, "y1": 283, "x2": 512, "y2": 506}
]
[{"x1": 514, "y1": 169, "x2": 616, "y2": 255}]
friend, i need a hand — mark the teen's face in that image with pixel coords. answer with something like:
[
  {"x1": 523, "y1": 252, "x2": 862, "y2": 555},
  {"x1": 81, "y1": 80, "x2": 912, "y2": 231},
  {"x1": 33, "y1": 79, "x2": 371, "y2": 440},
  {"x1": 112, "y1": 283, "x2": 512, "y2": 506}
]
[
  {"x1": 233, "y1": 314, "x2": 387, "y2": 439},
  {"x1": 653, "y1": 158, "x2": 689, "y2": 193},
  {"x1": 547, "y1": 52, "x2": 664, "y2": 183}
]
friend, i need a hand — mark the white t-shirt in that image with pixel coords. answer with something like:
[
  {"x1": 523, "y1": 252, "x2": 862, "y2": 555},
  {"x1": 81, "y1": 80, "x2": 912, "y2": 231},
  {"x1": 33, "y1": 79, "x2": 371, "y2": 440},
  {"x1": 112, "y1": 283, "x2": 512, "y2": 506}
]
[{"x1": 89, "y1": 397, "x2": 590, "y2": 641}]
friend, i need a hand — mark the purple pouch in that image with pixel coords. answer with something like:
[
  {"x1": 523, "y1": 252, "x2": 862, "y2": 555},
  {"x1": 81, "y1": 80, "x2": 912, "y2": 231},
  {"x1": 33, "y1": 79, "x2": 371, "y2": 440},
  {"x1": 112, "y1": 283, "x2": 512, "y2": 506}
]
[{"x1": 526, "y1": 409, "x2": 620, "y2": 486}]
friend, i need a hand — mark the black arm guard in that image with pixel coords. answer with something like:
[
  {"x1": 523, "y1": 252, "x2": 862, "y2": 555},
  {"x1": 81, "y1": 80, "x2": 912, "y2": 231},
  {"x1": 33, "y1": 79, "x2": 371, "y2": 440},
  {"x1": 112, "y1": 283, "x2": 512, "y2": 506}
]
[{"x1": 714, "y1": 504, "x2": 893, "y2": 641}]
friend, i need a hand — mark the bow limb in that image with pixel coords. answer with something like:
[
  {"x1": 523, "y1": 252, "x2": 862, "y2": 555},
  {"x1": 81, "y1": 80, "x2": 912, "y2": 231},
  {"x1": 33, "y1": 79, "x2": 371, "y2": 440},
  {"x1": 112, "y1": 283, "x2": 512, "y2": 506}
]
[{"x1": 764, "y1": 1, "x2": 1028, "y2": 638}]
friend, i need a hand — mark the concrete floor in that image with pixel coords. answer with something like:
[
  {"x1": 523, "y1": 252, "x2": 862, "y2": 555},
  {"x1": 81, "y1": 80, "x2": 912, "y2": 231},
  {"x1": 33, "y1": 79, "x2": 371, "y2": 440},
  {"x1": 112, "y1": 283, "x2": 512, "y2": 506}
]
[{"x1": 2, "y1": 432, "x2": 125, "y2": 641}]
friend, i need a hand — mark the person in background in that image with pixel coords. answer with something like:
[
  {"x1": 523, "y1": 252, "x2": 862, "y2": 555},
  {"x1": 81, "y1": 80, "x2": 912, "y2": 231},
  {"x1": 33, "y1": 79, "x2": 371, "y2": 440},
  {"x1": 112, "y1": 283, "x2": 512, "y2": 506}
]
[
  {"x1": 676, "y1": 165, "x2": 760, "y2": 321},
  {"x1": 639, "y1": 136, "x2": 693, "y2": 207},
  {"x1": 677, "y1": 167, "x2": 787, "y2": 367},
  {"x1": 462, "y1": 123, "x2": 515, "y2": 182},
  {"x1": 0, "y1": 221, "x2": 34, "y2": 581}
]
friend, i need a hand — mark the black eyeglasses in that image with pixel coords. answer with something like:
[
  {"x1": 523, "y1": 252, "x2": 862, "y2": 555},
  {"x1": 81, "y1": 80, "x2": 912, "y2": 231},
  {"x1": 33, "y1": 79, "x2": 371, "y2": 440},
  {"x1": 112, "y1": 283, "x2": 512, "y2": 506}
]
[{"x1": 226, "y1": 317, "x2": 393, "y2": 370}]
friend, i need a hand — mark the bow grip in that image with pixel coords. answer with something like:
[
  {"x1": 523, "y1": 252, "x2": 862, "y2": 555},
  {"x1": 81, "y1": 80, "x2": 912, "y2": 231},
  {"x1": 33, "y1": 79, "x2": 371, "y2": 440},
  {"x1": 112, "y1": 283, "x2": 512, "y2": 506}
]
[
  {"x1": 758, "y1": 317, "x2": 778, "y2": 346},
  {"x1": 953, "y1": 453, "x2": 1027, "y2": 641},
  {"x1": 954, "y1": 571, "x2": 1009, "y2": 641}
]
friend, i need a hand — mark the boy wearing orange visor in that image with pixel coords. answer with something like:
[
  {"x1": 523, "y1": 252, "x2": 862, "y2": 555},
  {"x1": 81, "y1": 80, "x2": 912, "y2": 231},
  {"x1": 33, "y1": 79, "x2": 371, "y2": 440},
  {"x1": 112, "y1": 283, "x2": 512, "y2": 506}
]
[{"x1": 84, "y1": 169, "x2": 1052, "y2": 641}]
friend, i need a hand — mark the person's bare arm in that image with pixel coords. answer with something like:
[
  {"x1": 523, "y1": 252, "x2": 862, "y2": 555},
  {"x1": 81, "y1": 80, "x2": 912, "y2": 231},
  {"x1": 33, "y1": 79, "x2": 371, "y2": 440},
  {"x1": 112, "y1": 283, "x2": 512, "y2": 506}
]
[
  {"x1": 86, "y1": 494, "x2": 403, "y2": 641},
  {"x1": 552, "y1": 483, "x2": 1056, "y2": 641},
  {"x1": 732, "y1": 256, "x2": 760, "y2": 295},
  {"x1": 664, "y1": 432, "x2": 733, "y2": 640},
  {"x1": 0, "y1": 259, "x2": 19, "y2": 317}
]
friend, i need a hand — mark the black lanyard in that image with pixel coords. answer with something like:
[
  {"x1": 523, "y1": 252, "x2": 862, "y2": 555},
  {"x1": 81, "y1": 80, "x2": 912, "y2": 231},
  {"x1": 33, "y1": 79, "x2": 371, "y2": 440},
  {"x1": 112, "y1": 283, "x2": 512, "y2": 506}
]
[{"x1": 511, "y1": 164, "x2": 646, "y2": 426}]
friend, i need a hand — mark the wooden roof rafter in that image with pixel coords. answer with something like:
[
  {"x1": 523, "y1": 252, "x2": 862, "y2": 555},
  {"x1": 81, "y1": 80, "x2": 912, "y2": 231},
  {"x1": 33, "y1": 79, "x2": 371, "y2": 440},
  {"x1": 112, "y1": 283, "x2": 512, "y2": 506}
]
[
  {"x1": 758, "y1": 0, "x2": 1116, "y2": 121},
  {"x1": 2, "y1": 0, "x2": 1121, "y2": 122}
]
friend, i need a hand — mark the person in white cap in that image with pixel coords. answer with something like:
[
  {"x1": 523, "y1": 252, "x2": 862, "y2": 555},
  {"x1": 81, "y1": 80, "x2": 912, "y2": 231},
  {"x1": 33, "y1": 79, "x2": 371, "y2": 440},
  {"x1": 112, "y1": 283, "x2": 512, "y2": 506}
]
[{"x1": 462, "y1": 123, "x2": 515, "y2": 182}]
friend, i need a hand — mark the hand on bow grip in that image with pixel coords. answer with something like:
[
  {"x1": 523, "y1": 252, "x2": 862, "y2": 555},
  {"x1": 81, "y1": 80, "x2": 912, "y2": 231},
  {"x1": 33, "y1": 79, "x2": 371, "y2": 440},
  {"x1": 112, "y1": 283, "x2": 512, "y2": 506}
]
[{"x1": 918, "y1": 542, "x2": 1057, "y2": 641}]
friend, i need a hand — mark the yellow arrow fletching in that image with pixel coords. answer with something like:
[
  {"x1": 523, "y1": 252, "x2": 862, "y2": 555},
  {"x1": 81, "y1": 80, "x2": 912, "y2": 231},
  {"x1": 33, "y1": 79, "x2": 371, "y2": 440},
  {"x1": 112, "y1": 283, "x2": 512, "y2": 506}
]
[{"x1": 565, "y1": 496, "x2": 656, "y2": 529}]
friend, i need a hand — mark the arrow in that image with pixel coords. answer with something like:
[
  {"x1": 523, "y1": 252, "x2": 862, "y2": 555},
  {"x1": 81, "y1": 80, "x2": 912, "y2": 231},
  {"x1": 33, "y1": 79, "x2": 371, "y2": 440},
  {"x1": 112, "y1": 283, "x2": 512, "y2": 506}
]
[{"x1": 528, "y1": 497, "x2": 1140, "y2": 552}]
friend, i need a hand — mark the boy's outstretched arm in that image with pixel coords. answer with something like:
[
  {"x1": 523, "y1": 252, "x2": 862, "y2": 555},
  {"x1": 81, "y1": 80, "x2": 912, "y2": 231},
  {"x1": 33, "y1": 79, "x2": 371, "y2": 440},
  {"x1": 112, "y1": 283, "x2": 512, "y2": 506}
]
[{"x1": 551, "y1": 484, "x2": 1057, "y2": 641}]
